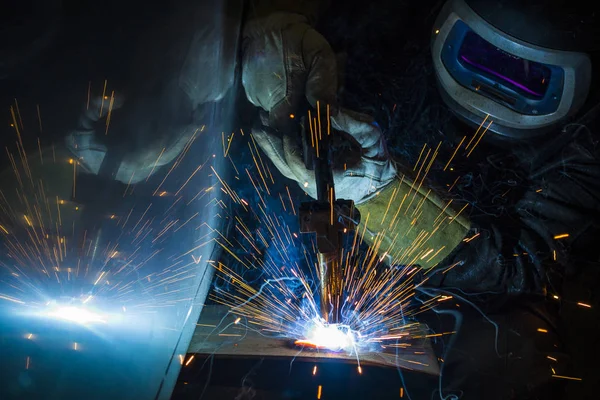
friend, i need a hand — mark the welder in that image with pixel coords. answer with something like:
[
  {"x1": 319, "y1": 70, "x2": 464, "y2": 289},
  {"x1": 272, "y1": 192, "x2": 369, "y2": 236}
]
[
  {"x1": 237, "y1": 0, "x2": 600, "y2": 398},
  {"x1": 60, "y1": 0, "x2": 600, "y2": 398},
  {"x1": 249, "y1": 1, "x2": 600, "y2": 398},
  {"x1": 238, "y1": 0, "x2": 600, "y2": 299},
  {"x1": 242, "y1": 3, "x2": 600, "y2": 397}
]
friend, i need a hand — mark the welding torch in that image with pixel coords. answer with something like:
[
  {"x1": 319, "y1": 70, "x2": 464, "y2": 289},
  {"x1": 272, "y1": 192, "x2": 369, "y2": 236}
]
[{"x1": 299, "y1": 103, "x2": 360, "y2": 324}]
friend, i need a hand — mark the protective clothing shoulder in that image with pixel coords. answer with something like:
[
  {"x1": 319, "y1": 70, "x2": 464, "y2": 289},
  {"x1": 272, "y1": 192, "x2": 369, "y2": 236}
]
[
  {"x1": 246, "y1": 0, "x2": 330, "y2": 26},
  {"x1": 356, "y1": 176, "x2": 471, "y2": 269}
]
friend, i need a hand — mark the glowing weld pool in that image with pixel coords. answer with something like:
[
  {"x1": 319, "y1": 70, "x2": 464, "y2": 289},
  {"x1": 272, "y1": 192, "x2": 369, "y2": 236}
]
[{"x1": 294, "y1": 319, "x2": 358, "y2": 352}]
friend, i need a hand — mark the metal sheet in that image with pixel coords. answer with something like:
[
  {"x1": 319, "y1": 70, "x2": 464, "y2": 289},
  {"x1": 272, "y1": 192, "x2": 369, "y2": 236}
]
[
  {"x1": 0, "y1": 2, "x2": 241, "y2": 399},
  {"x1": 189, "y1": 305, "x2": 441, "y2": 376}
]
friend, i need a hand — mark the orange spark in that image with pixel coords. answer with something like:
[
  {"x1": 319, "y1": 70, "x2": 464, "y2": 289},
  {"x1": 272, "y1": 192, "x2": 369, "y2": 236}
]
[
  {"x1": 185, "y1": 355, "x2": 195, "y2": 366},
  {"x1": 552, "y1": 375, "x2": 582, "y2": 381}
]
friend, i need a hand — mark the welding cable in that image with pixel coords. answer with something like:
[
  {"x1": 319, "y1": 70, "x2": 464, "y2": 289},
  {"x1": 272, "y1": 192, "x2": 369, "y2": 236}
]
[
  {"x1": 394, "y1": 291, "x2": 464, "y2": 400},
  {"x1": 417, "y1": 287, "x2": 500, "y2": 357},
  {"x1": 416, "y1": 286, "x2": 503, "y2": 400},
  {"x1": 429, "y1": 308, "x2": 464, "y2": 400},
  {"x1": 395, "y1": 357, "x2": 415, "y2": 400}
]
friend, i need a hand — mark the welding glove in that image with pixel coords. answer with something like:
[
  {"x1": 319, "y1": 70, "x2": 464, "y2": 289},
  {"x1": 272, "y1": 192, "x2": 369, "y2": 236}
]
[
  {"x1": 66, "y1": 1, "x2": 242, "y2": 184},
  {"x1": 243, "y1": 11, "x2": 396, "y2": 203},
  {"x1": 252, "y1": 110, "x2": 397, "y2": 204},
  {"x1": 65, "y1": 95, "x2": 194, "y2": 184}
]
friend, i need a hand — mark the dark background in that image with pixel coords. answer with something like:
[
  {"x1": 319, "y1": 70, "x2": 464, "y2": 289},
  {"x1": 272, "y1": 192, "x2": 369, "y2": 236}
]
[{"x1": 1, "y1": 0, "x2": 599, "y2": 399}]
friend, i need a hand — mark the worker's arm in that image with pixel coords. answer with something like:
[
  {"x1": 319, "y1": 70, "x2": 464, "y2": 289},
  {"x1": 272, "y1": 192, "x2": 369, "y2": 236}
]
[
  {"x1": 243, "y1": 6, "x2": 396, "y2": 197},
  {"x1": 254, "y1": 115, "x2": 471, "y2": 269},
  {"x1": 244, "y1": 5, "x2": 471, "y2": 268}
]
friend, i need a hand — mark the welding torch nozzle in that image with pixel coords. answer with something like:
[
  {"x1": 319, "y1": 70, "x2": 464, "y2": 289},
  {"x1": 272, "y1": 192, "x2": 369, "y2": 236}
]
[{"x1": 318, "y1": 251, "x2": 343, "y2": 324}]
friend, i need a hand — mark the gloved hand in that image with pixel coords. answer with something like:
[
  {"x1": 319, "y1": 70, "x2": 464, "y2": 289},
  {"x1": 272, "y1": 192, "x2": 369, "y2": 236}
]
[
  {"x1": 65, "y1": 95, "x2": 126, "y2": 180},
  {"x1": 242, "y1": 12, "x2": 396, "y2": 204},
  {"x1": 252, "y1": 109, "x2": 397, "y2": 204},
  {"x1": 65, "y1": 94, "x2": 195, "y2": 184},
  {"x1": 242, "y1": 12, "x2": 339, "y2": 133},
  {"x1": 66, "y1": 0, "x2": 241, "y2": 185}
]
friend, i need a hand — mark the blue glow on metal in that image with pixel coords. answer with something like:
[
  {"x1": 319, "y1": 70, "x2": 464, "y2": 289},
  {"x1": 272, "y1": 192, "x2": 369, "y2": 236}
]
[{"x1": 45, "y1": 305, "x2": 107, "y2": 324}]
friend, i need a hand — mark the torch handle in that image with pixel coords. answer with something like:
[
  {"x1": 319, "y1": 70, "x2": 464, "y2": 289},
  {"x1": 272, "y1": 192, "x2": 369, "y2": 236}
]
[{"x1": 302, "y1": 104, "x2": 335, "y2": 203}]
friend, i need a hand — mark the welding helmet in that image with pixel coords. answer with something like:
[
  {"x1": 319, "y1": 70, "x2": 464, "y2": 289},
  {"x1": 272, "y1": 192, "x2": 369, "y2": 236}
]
[{"x1": 431, "y1": 0, "x2": 600, "y2": 140}]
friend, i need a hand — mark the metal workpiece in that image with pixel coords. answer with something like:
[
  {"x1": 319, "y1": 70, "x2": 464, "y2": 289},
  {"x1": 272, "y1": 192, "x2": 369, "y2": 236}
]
[{"x1": 0, "y1": 3, "x2": 241, "y2": 398}]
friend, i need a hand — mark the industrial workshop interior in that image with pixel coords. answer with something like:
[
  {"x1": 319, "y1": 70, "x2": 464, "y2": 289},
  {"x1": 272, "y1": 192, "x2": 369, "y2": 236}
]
[{"x1": 1, "y1": 0, "x2": 599, "y2": 399}]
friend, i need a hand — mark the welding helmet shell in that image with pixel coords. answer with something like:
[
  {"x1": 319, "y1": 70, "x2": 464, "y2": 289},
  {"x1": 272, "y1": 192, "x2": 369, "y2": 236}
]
[{"x1": 431, "y1": 0, "x2": 599, "y2": 140}]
